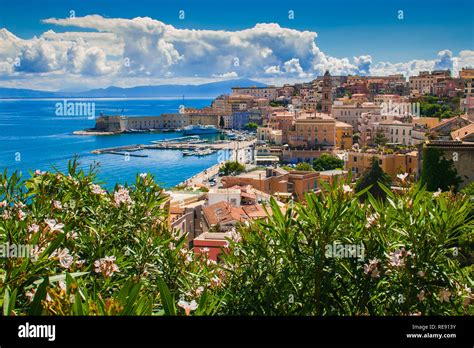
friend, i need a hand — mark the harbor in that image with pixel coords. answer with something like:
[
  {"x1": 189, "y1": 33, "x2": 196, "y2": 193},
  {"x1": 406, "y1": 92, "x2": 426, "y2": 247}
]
[{"x1": 91, "y1": 135, "x2": 256, "y2": 162}]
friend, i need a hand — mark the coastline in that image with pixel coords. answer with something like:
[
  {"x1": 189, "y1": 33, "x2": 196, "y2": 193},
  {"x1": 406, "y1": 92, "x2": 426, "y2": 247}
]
[{"x1": 73, "y1": 130, "x2": 116, "y2": 136}]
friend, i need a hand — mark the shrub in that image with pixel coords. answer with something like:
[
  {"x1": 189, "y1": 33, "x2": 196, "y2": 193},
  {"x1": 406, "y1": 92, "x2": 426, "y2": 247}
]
[{"x1": 0, "y1": 160, "x2": 220, "y2": 316}]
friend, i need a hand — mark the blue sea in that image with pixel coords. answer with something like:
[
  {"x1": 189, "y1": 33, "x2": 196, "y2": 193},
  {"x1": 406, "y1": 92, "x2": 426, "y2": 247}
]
[{"x1": 0, "y1": 98, "x2": 223, "y2": 189}]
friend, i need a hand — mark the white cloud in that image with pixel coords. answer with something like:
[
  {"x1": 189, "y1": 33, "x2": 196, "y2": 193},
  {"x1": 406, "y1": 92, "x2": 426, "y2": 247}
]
[
  {"x1": 212, "y1": 71, "x2": 238, "y2": 78},
  {"x1": 0, "y1": 16, "x2": 472, "y2": 89},
  {"x1": 353, "y1": 55, "x2": 372, "y2": 76}
]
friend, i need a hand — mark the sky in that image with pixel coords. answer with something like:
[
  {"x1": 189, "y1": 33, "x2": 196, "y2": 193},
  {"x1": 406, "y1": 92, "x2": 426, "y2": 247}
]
[{"x1": 0, "y1": 0, "x2": 473, "y2": 91}]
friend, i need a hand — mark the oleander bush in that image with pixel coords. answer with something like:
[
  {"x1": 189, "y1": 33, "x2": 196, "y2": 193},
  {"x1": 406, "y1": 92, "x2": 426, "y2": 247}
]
[
  {"x1": 219, "y1": 180, "x2": 473, "y2": 315},
  {"x1": 0, "y1": 160, "x2": 472, "y2": 316},
  {"x1": 0, "y1": 161, "x2": 221, "y2": 316}
]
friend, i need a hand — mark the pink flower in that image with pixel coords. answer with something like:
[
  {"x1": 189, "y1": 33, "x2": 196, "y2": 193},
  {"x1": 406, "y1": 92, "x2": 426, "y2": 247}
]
[
  {"x1": 365, "y1": 213, "x2": 380, "y2": 228},
  {"x1": 91, "y1": 184, "x2": 106, "y2": 195},
  {"x1": 113, "y1": 187, "x2": 133, "y2": 207},
  {"x1": 177, "y1": 300, "x2": 198, "y2": 316},
  {"x1": 396, "y1": 173, "x2": 409, "y2": 182},
  {"x1": 29, "y1": 245, "x2": 45, "y2": 262},
  {"x1": 388, "y1": 247, "x2": 413, "y2": 268},
  {"x1": 94, "y1": 256, "x2": 120, "y2": 277},
  {"x1": 66, "y1": 231, "x2": 78, "y2": 240},
  {"x1": 53, "y1": 201, "x2": 63, "y2": 210},
  {"x1": 17, "y1": 209, "x2": 26, "y2": 221},
  {"x1": 2, "y1": 210, "x2": 11, "y2": 219},
  {"x1": 25, "y1": 289, "x2": 36, "y2": 303},
  {"x1": 363, "y1": 259, "x2": 381, "y2": 278},
  {"x1": 34, "y1": 169, "x2": 46, "y2": 176},
  {"x1": 342, "y1": 184, "x2": 352, "y2": 193},
  {"x1": 231, "y1": 230, "x2": 241, "y2": 243},
  {"x1": 439, "y1": 289, "x2": 451, "y2": 303},
  {"x1": 50, "y1": 248, "x2": 74, "y2": 269},
  {"x1": 417, "y1": 290, "x2": 425, "y2": 301},
  {"x1": 0, "y1": 200, "x2": 7, "y2": 208},
  {"x1": 28, "y1": 224, "x2": 40, "y2": 234},
  {"x1": 45, "y1": 219, "x2": 65, "y2": 233}
]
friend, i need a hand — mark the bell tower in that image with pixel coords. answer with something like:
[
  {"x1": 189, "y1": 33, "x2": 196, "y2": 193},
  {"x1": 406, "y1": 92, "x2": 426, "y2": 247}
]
[{"x1": 321, "y1": 70, "x2": 332, "y2": 114}]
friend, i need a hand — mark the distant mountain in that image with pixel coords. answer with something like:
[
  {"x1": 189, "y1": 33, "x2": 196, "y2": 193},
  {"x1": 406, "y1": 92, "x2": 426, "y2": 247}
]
[
  {"x1": 0, "y1": 79, "x2": 267, "y2": 99},
  {"x1": 0, "y1": 87, "x2": 59, "y2": 99}
]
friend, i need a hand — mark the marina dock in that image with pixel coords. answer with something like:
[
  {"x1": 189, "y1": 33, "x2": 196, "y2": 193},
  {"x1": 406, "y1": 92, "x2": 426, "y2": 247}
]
[{"x1": 91, "y1": 137, "x2": 256, "y2": 158}]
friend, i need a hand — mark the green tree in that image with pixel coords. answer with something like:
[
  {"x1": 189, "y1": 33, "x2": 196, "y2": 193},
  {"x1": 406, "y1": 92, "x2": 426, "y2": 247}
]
[
  {"x1": 219, "y1": 161, "x2": 245, "y2": 176},
  {"x1": 312, "y1": 153, "x2": 344, "y2": 171},
  {"x1": 219, "y1": 116, "x2": 225, "y2": 128},
  {"x1": 374, "y1": 129, "x2": 388, "y2": 146},
  {"x1": 355, "y1": 157, "x2": 392, "y2": 200},
  {"x1": 244, "y1": 122, "x2": 258, "y2": 131},
  {"x1": 420, "y1": 147, "x2": 462, "y2": 191},
  {"x1": 295, "y1": 162, "x2": 314, "y2": 171}
]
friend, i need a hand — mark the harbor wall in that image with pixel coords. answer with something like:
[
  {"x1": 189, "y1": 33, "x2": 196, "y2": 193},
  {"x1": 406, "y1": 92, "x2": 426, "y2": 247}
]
[{"x1": 94, "y1": 113, "x2": 221, "y2": 133}]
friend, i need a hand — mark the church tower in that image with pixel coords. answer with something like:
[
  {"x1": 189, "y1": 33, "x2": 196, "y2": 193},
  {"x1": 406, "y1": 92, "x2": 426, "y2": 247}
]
[{"x1": 321, "y1": 70, "x2": 333, "y2": 114}]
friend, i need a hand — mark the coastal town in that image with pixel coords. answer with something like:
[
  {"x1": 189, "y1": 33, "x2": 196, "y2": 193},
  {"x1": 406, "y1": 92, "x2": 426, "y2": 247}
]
[
  {"x1": 1, "y1": 1, "x2": 473, "y2": 340},
  {"x1": 82, "y1": 68, "x2": 474, "y2": 261}
]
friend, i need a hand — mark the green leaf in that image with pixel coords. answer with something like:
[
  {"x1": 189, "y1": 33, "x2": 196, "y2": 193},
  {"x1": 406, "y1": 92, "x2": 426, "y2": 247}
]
[
  {"x1": 157, "y1": 277, "x2": 176, "y2": 316},
  {"x1": 29, "y1": 277, "x2": 49, "y2": 315},
  {"x1": 3, "y1": 287, "x2": 10, "y2": 316}
]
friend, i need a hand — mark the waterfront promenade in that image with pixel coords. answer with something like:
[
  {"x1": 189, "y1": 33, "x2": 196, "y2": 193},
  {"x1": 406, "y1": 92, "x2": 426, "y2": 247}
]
[{"x1": 179, "y1": 139, "x2": 256, "y2": 187}]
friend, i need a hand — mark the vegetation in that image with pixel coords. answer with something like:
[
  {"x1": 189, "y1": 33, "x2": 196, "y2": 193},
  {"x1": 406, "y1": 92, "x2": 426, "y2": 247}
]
[
  {"x1": 374, "y1": 129, "x2": 388, "y2": 146},
  {"x1": 0, "y1": 161, "x2": 221, "y2": 316},
  {"x1": 218, "y1": 161, "x2": 245, "y2": 176},
  {"x1": 0, "y1": 160, "x2": 472, "y2": 316},
  {"x1": 244, "y1": 122, "x2": 259, "y2": 131},
  {"x1": 355, "y1": 158, "x2": 392, "y2": 201},
  {"x1": 269, "y1": 100, "x2": 288, "y2": 107},
  {"x1": 313, "y1": 153, "x2": 344, "y2": 171},
  {"x1": 461, "y1": 182, "x2": 474, "y2": 197},
  {"x1": 295, "y1": 162, "x2": 314, "y2": 171},
  {"x1": 417, "y1": 96, "x2": 463, "y2": 119},
  {"x1": 220, "y1": 180, "x2": 473, "y2": 315},
  {"x1": 420, "y1": 147, "x2": 462, "y2": 191}
]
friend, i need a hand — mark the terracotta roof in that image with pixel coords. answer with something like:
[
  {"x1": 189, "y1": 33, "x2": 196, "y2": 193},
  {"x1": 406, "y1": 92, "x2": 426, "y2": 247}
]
[
  {"x1": 202, "y1": 201, "x2": 271, "y2": 226},
  {"x1": 451, "y1": 123, "x2": 474, "y2": 140},
  {"x1": 202, "y1": 201, "x2": 247, "y2": 226},
  {"x1": 242, "y1": 205, "x2": 269, "y2": 219}
]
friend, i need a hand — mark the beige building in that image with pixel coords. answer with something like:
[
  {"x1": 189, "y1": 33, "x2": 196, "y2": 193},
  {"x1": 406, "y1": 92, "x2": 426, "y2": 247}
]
[
  {"x1": 231, "y1": 86, "x2": 278, "y2": 100},
  {"x1": 332, "y1": 102, "x2": 382, "y2": 132},
  {"x1": 335, "y1": 121, "x2": 353, "y2": 149},
  {"x1": 409, "y1": 70, "x2": 451, "y2": 95},
  {"x1": 345, "y1": 150, "x2": 419, "y2": 179},
  {"x1": 378, "y1": 121, "x2": 414, "y2": 145},
  {"x1": 221, "y1": 167, "x2": 320, "y2": 201},
  {"x1": 287, "y1": 113, "x2": 337, "y2": 149}
]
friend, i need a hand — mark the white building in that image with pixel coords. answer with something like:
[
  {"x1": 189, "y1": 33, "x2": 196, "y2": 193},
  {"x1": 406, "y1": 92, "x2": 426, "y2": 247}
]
[
  {"x1": 207, "y1": 188, "x2": 242, "y2": 206},
  {"x1": 332, "y1": 102, "x2": 382, "y2": 132}
]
